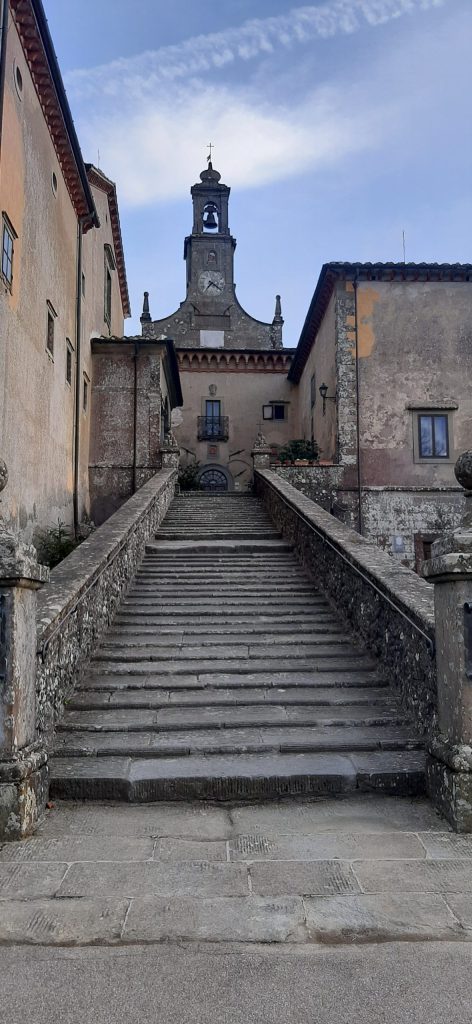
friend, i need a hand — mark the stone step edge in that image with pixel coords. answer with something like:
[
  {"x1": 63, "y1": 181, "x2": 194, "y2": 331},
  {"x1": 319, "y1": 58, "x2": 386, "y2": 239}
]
[{"x1": 49, "y1": 751, "x2": 427, "y2": 801}]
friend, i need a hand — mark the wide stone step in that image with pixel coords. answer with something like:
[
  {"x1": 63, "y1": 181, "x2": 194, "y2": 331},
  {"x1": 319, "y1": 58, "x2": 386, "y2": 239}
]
[
  {"x1": 103, "y1": 630, "x2": 346, "y2": 645},
  {"x1": 49, "y1": 750, "x2": 426, "y2": 801},
  {"x1": 59, "y1": 703, "x2": 405, "y2": 732},
  {"x1": 88, "y1": 657, "x2": 378, "y2": 677},
  {"x1": 67, "y1": 684, "x2": 391, "y2": 709},
  {"x1": 92, "y1": 643, "x2": 362, "y2": 664},
  {"x1": 146, "y1": 540, "x2": 293, "y2": 553},
  {"x1": 53, "y1": 724, "x2": 421, "y2": 759},
  {"x1": 78, "y1": 669, "x2": 384, "y2": 691}
]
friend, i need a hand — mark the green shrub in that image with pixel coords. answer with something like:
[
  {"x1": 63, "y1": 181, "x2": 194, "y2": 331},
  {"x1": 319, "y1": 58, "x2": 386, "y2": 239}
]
[
  {"x1": 35, "y1": 519, "x2": 79, "y2": 569},
  {"x1": 178, "y1": 461, "x2": 202, "y2": 491},
  {"x1": 278, "y1": 439, "x2": 319, "y2": 464}
]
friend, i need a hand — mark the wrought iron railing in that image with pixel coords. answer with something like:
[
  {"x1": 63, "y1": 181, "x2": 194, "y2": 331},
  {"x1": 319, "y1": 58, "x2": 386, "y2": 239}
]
[{"x1": 197, "y1": 416, "x2": 229, "y2": 441}]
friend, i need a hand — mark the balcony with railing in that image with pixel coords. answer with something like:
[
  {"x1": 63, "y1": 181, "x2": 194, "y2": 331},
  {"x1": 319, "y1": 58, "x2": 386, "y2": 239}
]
[{"x1": 197, "y1": 416, "x2": 229, "y2": 441}]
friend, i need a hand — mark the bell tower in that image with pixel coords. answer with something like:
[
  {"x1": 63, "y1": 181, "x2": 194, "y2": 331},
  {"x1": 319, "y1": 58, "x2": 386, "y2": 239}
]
[{"x1": 184, "y1": 161, "x2": 236, "y2": 302}]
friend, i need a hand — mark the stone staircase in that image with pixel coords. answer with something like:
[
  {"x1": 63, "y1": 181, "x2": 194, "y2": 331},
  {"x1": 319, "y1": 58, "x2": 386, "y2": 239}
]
[{"x1": 50, "y1": 493, "x2": 425, "y2": 800}]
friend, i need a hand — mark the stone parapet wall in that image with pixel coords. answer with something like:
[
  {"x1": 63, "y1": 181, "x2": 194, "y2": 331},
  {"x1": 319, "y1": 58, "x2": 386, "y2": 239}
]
[
  {"x1": 255, "y1": 469, "x2": 437, "y2": 734},
  {"x1": 36, "y1": 468, "x2": 177, "y2": 738},
  {"x1": 273, "y1": 466, "x2": 358, "y2": 528},
  {"x1": 274, "y1": 466, "x2": 464, "y2": 570}
]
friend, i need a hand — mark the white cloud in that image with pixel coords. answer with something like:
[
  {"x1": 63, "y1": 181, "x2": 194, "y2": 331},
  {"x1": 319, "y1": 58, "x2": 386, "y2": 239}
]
[
  {"x1": 66, "y1": 0, "x2": 448, "y2": 100},
  {"x1": 80, "y1": 84, "x2": 384, "y2": 205},
  {"x1": 68, "y1": 0, "x2": 454, "y2": 207}
]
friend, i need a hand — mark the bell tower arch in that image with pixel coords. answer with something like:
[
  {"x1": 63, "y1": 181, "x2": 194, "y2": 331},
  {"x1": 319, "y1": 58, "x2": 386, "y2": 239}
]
[{"x1": 184, "y1": 161, "x2": 236, "y2": 298}]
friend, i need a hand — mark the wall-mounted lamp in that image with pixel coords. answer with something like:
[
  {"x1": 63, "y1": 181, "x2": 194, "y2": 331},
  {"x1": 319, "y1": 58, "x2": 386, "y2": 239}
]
[{"x1": 319, "y1": 382, "x2": 336, "y2": 416}]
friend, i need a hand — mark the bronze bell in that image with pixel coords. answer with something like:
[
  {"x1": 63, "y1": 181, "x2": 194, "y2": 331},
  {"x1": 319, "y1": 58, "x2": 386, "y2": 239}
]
[{"x1": 203, "y1": 208, "x2": 218, "y2": 229}]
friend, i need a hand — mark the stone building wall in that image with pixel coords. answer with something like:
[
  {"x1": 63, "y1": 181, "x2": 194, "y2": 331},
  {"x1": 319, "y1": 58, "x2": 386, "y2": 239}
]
[
  {"x1": 89, "y1": 339, "x2": 179, "y2": 524},
  {"x1": 175, "y1": 353, "x2": 295, "y2": 490}
]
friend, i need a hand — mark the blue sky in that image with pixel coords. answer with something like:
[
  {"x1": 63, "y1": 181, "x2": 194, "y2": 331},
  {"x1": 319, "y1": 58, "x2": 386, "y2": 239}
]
[{"x1": 44, "y1": 0, "x2": 471, "y2": 344}]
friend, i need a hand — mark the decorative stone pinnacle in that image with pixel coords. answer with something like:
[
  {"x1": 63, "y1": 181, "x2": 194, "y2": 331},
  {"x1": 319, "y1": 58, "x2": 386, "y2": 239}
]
[
  {"x1": 254, "y1": 431, "x2": 269, "y2": 448},
  {"x1": 273, "y1": 295, "x2": 283, "y2": 323},
  {"x1": 163, "y1": 430, "x2": 179, "y2": 449},
  {"x1": 140, "y1": 291, "x2": 151, "y2": 323}
]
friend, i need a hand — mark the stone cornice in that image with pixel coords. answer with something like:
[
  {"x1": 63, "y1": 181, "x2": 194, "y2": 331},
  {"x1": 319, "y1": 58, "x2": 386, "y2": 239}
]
[{"x1": 177, "y1": 348, "x2": 294, "y2": 373}]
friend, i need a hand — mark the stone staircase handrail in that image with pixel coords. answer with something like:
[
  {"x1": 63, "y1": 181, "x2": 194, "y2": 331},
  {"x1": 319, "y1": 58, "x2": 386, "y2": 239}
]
[
  {"x1": 255, "y1": 468, "x2": 436, "y2": 735},
  {"x1": 36, "y1": 467, "x2": 177, "y2": 739}
]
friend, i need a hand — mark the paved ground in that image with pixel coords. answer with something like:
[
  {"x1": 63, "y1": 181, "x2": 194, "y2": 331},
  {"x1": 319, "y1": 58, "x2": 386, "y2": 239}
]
[
  {"x1": 1, "y1": 794, "x2": 472, "y2": 946},
  {"x1": 2, "y1": 795, "x2": 472, "y2": 1022}
]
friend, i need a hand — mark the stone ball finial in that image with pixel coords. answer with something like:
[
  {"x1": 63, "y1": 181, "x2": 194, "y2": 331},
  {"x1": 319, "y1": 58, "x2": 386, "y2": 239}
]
[
  {"x1": 0, "y1": 460, "x2": 8, "y2": 493},
  {"x1": 454, "y1": 451, "x2": 472, "y2": 492}
]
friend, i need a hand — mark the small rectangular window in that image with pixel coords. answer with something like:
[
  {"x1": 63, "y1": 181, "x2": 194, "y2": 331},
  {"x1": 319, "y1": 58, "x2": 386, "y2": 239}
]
[
  {"x1": 46, "y1": 302, "x2": 57, "y2": 358},
  {"x1": 83, "y1": 374, "x2": 89, "y2": 412},
  {"x1": 418, "y1": 414, "x2": 449, "y2": 458},
  {"x1": 66, "y1": 340, "x2": 73, "y2": 386},
  {"x1": 263, "y1": 405, "x2": 273, "y2": 420},
  {"x1": 1, "y1": 213, "x2": 17, "y2": 288},
  {"x1": 273, "y1": 404, "x2": 286, "y2": 421}
]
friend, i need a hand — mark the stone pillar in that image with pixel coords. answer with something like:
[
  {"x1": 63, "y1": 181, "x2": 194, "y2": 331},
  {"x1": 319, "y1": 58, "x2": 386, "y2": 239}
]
[
  {"x1": 251, "y1": 432, "x2": 272, "y2": 471},
  {"x1": 160, "y1": 431, "x2": 180, "y2": 471},
  {"x1": 0, "y1": 529, "x2": 49, "y2": 839},
  {"x1": 423, "y1": 451, "x2": 472, "y2": 831}
]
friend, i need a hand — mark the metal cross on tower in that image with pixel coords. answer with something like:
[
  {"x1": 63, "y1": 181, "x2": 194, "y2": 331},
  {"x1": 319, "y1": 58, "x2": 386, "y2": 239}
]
[{"x1": 207, "y1": 142, "x2": 214, "y2": 164}]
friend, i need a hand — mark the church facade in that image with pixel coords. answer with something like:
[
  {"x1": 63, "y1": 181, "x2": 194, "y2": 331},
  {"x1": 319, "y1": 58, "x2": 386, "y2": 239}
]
[{"x1": 141, "y1": 162, "x2": 295, "y2": 491}]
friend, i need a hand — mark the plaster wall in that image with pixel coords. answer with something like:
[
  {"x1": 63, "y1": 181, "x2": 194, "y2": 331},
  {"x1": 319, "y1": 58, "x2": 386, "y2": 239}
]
[
  {"x1": 356, "y1": 280, "x2": 472, "y2": 488},
  {"x1": 298, "y1": 290, "x2": 337, "y2": 458},
  {"x1": 174, "y1": 366, "x2": 295, "y2": 490},
  {"x1": 0, "y1": 17, "x2": 78, "y2": 539},
  {"x1": 0, "y1": 16, "x2": 125, "y2": 540}
]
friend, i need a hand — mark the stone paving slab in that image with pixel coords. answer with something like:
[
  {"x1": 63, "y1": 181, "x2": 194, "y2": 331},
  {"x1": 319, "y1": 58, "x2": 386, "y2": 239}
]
[
  {"x1": 0, "y1": 898, "x2": 128, "y2": 945},
  {"x1": 228, "y1": 796, "x2": 447, "y2": 834},
  {"x1": 0, "y1": 863, "x2": 67, "y2": 898},
  {"x1": 354, "y1": 859, "x2": 472, "y2": 893},
  {"x1": 229, "y1": 831, "x2": 425, "y2": 862},
  {"x1": 58, "y1": 861, "x2": 249, "y2": 898},
  {"x1": 0, "y1": 836, "x2": 154, "y2": 863},
  {"x1": 38, "y1": 802, "x2": 232, "y2": 840},
  {"x1": 418, "y1": 833, "x2": 472, "y2": 859},
  {"x1": 154, "y1": 838, "x2": 227, "y2": 862},
  {"x1": 249, "y1": 860, "x2": 360, "y2": 896},
  {"x1": 444, "y1": 894, "x2": 472, "y2": 928},
  {"x1": 123, "y1": 894, "x2": 305, "y2": 943},
  {"x1": 303, "y1": 893, "x2": 461, "y2": 942}
]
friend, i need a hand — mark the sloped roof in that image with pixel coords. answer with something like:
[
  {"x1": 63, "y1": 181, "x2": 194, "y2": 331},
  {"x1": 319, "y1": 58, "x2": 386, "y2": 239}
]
[
  {"x1": 10, "y1": 0, "x2": 98, "y2": 229},
  {"x1": 288, "y1": 261, "x2": 472, "y2": 383},
  {"x1": 86, "y1": 165, "x2": 131, "y2": 318}
]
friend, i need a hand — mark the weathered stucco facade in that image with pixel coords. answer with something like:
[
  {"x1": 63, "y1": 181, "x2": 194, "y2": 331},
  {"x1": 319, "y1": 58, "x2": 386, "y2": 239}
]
[
  {"x1": 89, "y1": 337, "x2": 182, "y2": 523},
  {"x1": 289, "y1": 264, "x2": 472, "y2": 568},
  {"x1": 0, "y1": 1, "x2": 130, "y2": 540}
]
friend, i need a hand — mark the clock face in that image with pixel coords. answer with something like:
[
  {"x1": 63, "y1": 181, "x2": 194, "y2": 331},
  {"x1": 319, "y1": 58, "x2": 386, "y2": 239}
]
[{"x1": 198, "y1": 270, "x2": 225, "y2": 294}]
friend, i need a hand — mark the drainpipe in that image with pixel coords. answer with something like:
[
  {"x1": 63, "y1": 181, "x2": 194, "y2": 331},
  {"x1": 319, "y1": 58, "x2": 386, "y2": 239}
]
[
  {"x1": 132, "y1": 339, "x2": 139, "y2": 493},
  {"x1": 353, "y1": 276, "x2": 363, "y2": 535},
  {"x1": 73, "y1": 216, "x2": 87, "y2": 539},
  {"x1": 0, "y1": 0, "x2": 8, "y2": 162}
]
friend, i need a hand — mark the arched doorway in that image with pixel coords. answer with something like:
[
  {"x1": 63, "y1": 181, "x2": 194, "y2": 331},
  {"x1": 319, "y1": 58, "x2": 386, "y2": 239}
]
[{"x1": 199, "y1": 465, "x2": 232, "y2": 491}]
